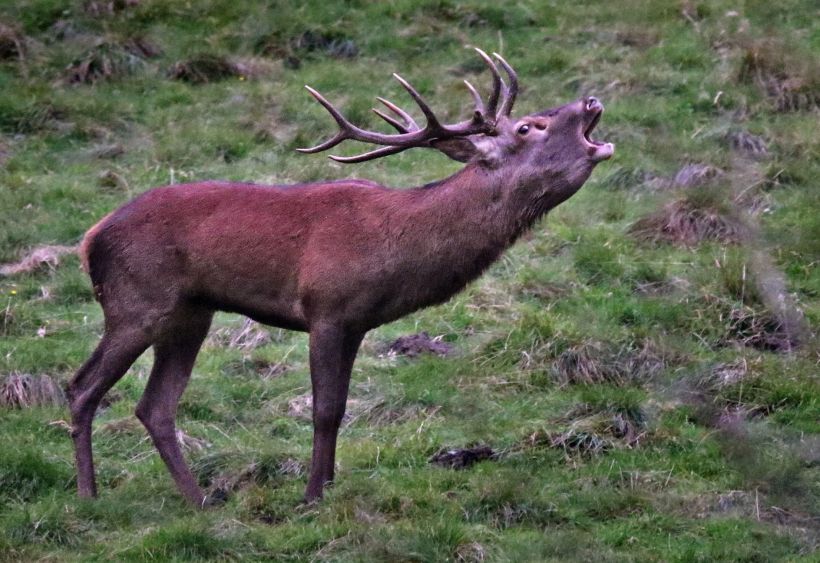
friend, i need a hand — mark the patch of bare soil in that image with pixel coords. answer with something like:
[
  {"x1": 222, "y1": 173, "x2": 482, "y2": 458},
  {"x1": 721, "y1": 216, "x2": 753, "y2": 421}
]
[
  {"x1": 0, "y1": 245, "x2": 77, "y2": 276},
  {"x1": 429, "y1": 445, "x2": 496, "y2": 469},
  {"x1": 386, "y1": 332, "x2": 453, "y2": 358}
]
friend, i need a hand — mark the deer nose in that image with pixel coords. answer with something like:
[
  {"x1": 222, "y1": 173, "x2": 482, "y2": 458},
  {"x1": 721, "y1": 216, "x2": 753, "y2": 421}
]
[{"x1": 585, "y1": 97, "x2": 602, "y2": 111}]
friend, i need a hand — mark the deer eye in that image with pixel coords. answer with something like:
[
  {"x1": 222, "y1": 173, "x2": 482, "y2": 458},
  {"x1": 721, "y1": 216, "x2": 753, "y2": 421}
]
[{"x1": 517, "y1": 124, "x2": 530, "y2": 135}]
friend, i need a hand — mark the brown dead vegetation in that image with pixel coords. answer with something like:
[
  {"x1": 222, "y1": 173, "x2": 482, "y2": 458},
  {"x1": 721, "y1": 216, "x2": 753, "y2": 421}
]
[
  {"x1": 738, "y1": 37, "x2": 820, "y2": 112},
  {"x1": 66, "y1": 41, "x2": 145, "y2": 84},
  {"x1": 724, "y1": 306, "x2": 799, "y2": 353},
  {"x1": 386, "y1": 332, "x2": 453, "y2": 358},
  {"x1": 0, "y1": 22, "x2": 25, "y2": 61},
  {"x1": 193, "y1": 450, "x2": 304, "y2": 500},
  {"x1": 0, "y1": 245, "x2": 77, "y2": 276},
  {"x1": 673, "y1": 163, "x2": 723, "y2": 188},
  {"x1": 0, "y1": 138, "x2": 10, "y2": 166},
  {"x1": 168, "y1": 54, "x2": 267, "y2": 84},
  {"x1": 206, "y1": 318, "x2": 271, "y2": 351},
  {"x1": 725, "y1": 130, "x2": 768, "y2": 157},
  {"x1": 255, "y1": 29, "x2": 358, "y2": 69},
  {"x1": 517, "y1": 401, "x2": 649, "y2": 460},
  {"x1": 629, "y1": 197, "x2": 743, "y2": 246},
  {"x1": 429, "y1": 445, "x2": 496, "y2": 469},
  {"x1": 0, "y1": 373, "x2": 65, "y2": 408},
  {"x1": 122, "y1": 36, "x2": 162, "y2": 59},
  {"x1": 550, "y1": 340, "x2": 667, "y2": 387},
  {"x1": 83, "y1": 0, "x2": 140, "y2": 17},
  {"x1": 286, "y1": 386, "x2": 432, "y2": 428}
]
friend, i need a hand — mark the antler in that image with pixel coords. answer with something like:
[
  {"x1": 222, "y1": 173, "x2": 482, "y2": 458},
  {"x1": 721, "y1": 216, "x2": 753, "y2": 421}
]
[{"x1": 297, "y1": 48, "x2": 519, "y2": 163}]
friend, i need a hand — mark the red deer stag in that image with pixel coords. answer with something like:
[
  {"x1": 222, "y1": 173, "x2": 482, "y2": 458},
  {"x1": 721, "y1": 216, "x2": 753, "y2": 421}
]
[{"x1": 68, "y1": 49, "x2": 613, "y2": 506}]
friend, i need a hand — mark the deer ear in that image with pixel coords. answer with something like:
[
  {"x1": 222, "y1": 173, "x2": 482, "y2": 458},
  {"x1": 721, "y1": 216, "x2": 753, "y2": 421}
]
[{"x1": 430, "y1": 138, "x2": 479, "y2": 163}]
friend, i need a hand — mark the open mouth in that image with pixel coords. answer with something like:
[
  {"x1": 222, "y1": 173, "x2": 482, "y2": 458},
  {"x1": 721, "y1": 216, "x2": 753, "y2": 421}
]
[
  {"x1": 580, "y1": 98, "x2": 614, "y2": 161},
  {"x1": 583, "y1": 109, "x2": 604, "y2": 147}
]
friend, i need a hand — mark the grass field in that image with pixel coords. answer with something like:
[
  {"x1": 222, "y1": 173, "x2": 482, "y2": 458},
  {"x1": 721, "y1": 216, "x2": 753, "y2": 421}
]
[{"x1": 0, "y1": 0, "x2": 818, "y2": 560}]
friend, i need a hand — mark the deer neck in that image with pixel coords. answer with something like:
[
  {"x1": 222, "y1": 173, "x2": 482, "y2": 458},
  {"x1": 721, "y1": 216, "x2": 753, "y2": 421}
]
[
  {"x1": 411, "y1": 162, "x2": 557, "y2": 248},
  {"x1": 400, "y1": 163, "x2": 559, "y2": 282}
]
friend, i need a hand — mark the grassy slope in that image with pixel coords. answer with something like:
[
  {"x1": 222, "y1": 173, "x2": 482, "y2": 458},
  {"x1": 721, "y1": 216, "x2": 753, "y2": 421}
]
[{"x1": 0, "y1": 0, "x2": 818, "y2": 560}]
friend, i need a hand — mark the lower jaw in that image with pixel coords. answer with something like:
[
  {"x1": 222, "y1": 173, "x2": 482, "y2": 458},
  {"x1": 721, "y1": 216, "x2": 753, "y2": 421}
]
[{"x1": 588, "y1": 142, "x2": 615, "y2": 162}]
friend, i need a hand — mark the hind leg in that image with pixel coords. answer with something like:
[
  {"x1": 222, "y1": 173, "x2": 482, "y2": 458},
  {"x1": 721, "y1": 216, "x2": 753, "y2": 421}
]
[
  {"x1": 67, "y1": 328, "x2": 152, "y2": 498},
  {"x1": 135, "y1": 310, "x2": 213, "y2": 507}
]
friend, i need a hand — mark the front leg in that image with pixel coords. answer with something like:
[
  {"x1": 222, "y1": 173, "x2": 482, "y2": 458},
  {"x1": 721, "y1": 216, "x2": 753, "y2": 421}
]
[{"x1": 304, "y1": 322, "x2": 364, "y2": 502}]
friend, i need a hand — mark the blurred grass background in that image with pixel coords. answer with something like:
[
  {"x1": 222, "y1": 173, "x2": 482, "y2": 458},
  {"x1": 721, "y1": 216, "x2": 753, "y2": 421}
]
[{"x1": 0, "y1": 0, "x2": 818, "y2": 560}]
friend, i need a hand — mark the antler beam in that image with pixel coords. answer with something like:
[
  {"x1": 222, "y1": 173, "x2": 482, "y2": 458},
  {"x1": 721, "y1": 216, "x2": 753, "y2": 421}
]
[{"x1": 297, "y1": 48, "x2": 519, "y2": 163}]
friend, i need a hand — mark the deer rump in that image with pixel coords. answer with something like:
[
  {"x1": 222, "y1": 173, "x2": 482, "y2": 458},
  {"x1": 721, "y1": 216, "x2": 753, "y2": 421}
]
[{"x1": 67, "y1": 49, "x2": 613, "y2": 507}]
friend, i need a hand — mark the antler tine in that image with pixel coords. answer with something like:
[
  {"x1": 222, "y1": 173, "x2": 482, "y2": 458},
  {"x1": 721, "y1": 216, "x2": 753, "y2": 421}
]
[
  {"x1": 373, "y1": 108, "x2": 410, "y2": 133},
  {"x1": 329, "y1": 144, "x2": 412, "y2": 164},
  {"x1": 493, "y1": 52, "x2": 519, "y2": 116},
  {"x1": 296, "y1": 133, "x2": 348, "y2": 154},
  {"x1": 298, "y1": 48, "x2": 511, "y2": 162},
  {"x1": 296, "y1": 86, "x2": 355, "y2": 153},
  {"x1": 473, "y1": 48, "x2": 505, "y2": 119},
  {"x1": 463, "y1": 79, "x2": 485, "y2": 115},
  {"x1": 377, "y1": 97, "x2": 420, "y2": 130},
  {"x1": 392, "y1": 73, "x2": 443, "y2": 130}
]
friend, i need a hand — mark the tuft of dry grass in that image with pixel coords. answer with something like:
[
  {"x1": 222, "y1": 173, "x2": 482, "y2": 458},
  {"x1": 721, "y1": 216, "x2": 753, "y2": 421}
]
[
  {"x1": 672, "y1": 163, "x2": 723, "y2": 188},
  {"x1": 122, "y1": 36, "x2": 163, "y2": 59},
  {"x1": 97, "y1": 416, "x2": 141, "y2": 436},
  {"x1": 518, "y1": 400, "x2": 649, "y2": 460},
  {"x1": 0, "y1": 373, "x2": 66, "y2": 408},
  {"x1": 168, "y1": 54, "x2": 266, "y2": 84},
  {"x1": 65, "y1": 41, "x2": 145, "y2": 84},
  {"x1": 629, "y1": 196, "x2": 743, "y2": 246},
  {"x1": 255, "y1": 29, "x2": 358, "y2": 69},
  {"x1": 0, "y1": 245, "x2": 77, "y2": 276},
  {"x1": 83, "y1": 0, "x2": 141, "y2": 17},
  {"x1": 175, "y1": 429, "x2": 210, "y2": 453},
  {"x1": 429, "y1": 445, "x2": 496, "y2": 469},
  {"x1": 286, "y1": 384, "x2": 429, "y2": 427},
  {"x1": 725, "y1": 130, "x2": 768, "y2": 157},
  {"x1": 0, "y1": 22, "x2": 25, "y2": 62},
  {"x1": 386, "y1": 332, "x2": 453, "y2": 358},
  {"x1": 724, "y1": 306, "x2": 799, "y2": 353},
  {"x1": 193, "y1": 450, "x2": 304, "y2": 499},
  {"x1": 738, "y1": 37, "x2": 820, "y2": 112},
  {"x1": 206, "y1": 318, "x2": 271, "y2": 351},
  {"x1": 550, "y1": 340, "x2": 667, "y2": 387}
]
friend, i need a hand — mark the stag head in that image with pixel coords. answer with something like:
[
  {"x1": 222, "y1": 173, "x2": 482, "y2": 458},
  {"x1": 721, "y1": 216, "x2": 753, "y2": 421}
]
[{"x1": 299, "y1": 48, "x2": 614, "y2": 197}]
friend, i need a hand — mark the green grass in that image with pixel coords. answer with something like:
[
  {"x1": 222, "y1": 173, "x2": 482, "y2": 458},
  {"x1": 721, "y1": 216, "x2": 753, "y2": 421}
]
[{"x1": 1, "y1": 0, "x2": 818, "y2": 560}]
